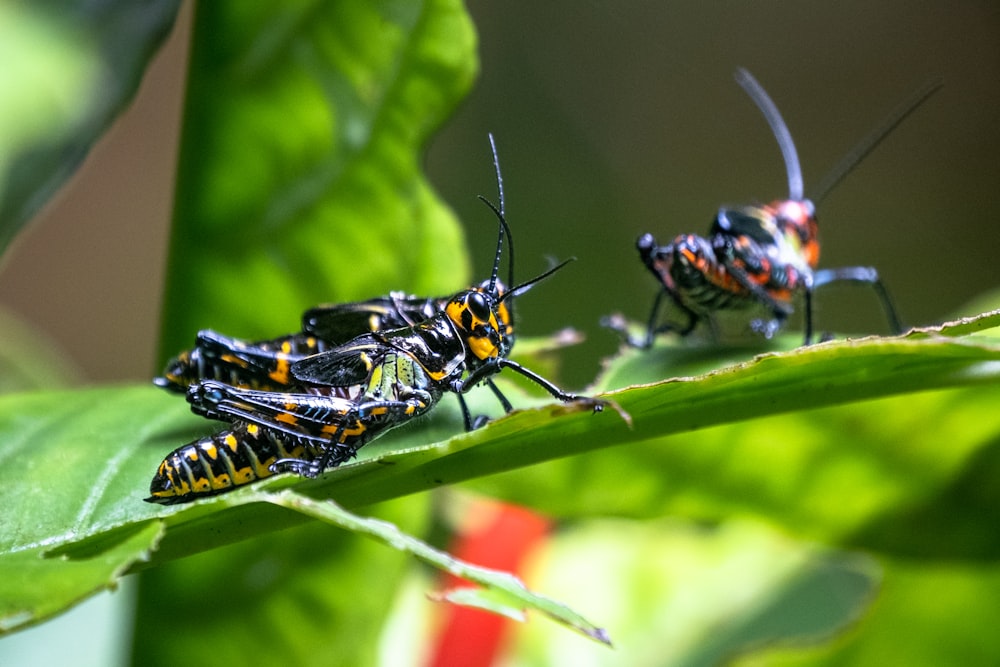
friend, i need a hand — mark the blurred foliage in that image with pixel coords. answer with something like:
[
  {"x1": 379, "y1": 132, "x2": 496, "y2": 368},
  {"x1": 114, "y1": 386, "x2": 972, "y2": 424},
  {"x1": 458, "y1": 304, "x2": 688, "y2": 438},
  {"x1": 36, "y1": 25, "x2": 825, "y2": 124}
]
[
  {"x1": 0, "y1": 303, "x2": 80, "y2": 392},
  {"x1": 2, "y1": 1, "x2": 1000, "y2": 666},
  {"x1": 0, "y1": 0, "x2": 180, "y2": 256},
  {"x1": 157, "y1": 0, "x2": 475, "y2": 360}
]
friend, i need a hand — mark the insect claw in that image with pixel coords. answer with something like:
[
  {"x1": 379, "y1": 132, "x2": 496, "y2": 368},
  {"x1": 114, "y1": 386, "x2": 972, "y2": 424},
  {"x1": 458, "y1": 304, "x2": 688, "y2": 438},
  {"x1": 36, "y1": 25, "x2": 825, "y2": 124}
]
[
  {"x1": 271, "y1": 457, "x2": 322, "y2": 478},
  {"x1": 600, "y1": 312, "x2": 646, "y2": 347},
  {"x1": 750, "y1": 318, "x2": 783, "y2": 339}
]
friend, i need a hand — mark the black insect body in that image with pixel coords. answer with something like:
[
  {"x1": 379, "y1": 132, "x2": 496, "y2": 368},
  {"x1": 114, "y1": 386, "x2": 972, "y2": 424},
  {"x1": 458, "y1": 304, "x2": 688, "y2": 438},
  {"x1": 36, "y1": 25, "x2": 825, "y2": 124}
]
[
  {"x1": 147, "y1": 136, "x2": 602, "y2": 504},
  {"x1": 615, "y1": 69, "x2": 940, "y2": 347},
  {"x1": 155, "y1": 290, "x2": 475, "y2": 395}
]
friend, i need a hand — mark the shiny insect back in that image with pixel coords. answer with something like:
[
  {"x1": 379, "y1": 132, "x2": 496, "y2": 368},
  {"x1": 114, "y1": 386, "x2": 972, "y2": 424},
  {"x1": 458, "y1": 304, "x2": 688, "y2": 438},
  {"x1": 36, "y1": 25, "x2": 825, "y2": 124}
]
[
  {"x1": 156, "y1": 331, "x2": 329, "y2": 394},
  {"x1": 155, "y1": 290, "x2": 492, "y2": 395},
  {"x1": 147, "y1": 135, "x2": 601, "y2": 504},
  {"x1": 619, "y1": 68, "x2": 940, "y2": 346}
]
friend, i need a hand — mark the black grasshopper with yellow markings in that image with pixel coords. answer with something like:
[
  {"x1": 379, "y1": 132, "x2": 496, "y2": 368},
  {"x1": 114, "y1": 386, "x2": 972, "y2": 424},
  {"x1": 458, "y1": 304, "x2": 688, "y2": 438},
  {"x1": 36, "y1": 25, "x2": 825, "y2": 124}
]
[
  {"x1": 156, "y1": 286, "x2": 510, "y2": 396},
  {"x1": 146, "y1": 135, "x2": 603, "y2": 504}
]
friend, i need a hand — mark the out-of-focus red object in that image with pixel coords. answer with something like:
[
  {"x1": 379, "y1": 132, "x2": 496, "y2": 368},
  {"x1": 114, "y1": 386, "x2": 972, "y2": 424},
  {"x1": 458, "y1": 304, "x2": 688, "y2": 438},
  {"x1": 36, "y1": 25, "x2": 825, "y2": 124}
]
[{"x1": 426, "y1": 500, "x2": 552, "y2": 667}]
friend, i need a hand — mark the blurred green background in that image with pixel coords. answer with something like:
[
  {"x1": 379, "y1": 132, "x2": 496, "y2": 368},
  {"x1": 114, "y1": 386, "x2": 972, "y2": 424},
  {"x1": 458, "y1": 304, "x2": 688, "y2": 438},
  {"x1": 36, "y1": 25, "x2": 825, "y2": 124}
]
[{"x1": 0, "y1": 0, "x2": 997, "y2": 388}]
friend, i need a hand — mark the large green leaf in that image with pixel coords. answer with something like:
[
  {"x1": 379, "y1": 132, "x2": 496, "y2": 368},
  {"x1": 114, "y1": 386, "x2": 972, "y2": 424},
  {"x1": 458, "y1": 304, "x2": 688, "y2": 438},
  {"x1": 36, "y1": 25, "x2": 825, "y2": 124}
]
[
  {"x1": 3, "y1": 313, "x2": 1000, "y2": 639},
  {"x1": 157, "y1": 0, "x2": 476, "y2": 360},
  {"x1": 0, "y1": 0, "x2": 181, "y2": 256},
  {"x1": 736, "y1": 558, "x2": 1000, "y2": 667},
  {"x1": 502, "y1": 518, "x2": 880, "y2": 667},
  {"x1": 131, "y1": 496, "x2": 430, "y2": 667},
  {"x1": 471, "y1": 318, "x2": 1000, "y2": 555},
  {"x1": 136, "y1": 3, "x2": 485, "y2": 657}
]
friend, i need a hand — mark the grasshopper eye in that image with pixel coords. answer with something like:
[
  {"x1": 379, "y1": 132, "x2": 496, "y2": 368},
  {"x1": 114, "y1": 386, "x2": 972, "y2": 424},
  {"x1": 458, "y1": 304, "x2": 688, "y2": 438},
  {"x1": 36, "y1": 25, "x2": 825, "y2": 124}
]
[{"x1": 467, "y1": 291, "x2": 492, "y2": 323}]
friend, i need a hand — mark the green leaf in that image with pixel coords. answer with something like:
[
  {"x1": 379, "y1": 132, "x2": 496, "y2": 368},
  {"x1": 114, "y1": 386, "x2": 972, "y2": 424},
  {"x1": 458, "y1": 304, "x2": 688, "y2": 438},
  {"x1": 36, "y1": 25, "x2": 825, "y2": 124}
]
[
  {"x1": 0, "y1": 0, "x2": 181, "y2": 255},
  {"x1": 3, "y1": 312, "x2": 1000, "y2": 636},
  {"x1": 465, "y1": 315, "x2": 1000, "y2": 552},
  {"x1": 0, "y1": 521, "x2": 161, "y2": 634},
  {"x1": 157, "y1": 0, "x2": 477, "y2": 361},
  {"x1": 258, "y1": 490, "x2": 611, "y2": 645},
  {"x1": 131, "y1": 496, "x2": 429, "y2": 667},
  {"x1": 502, "y1": 518, "x2": 880, "y2": 666},
  {"x1": 737, "y1": 558, "x2": 1000, "y2": 667}
]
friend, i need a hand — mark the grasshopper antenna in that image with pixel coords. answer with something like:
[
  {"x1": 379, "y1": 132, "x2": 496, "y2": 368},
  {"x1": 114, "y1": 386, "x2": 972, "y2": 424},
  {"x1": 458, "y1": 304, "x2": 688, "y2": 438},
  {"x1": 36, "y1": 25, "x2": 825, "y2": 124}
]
[
  {"x1": 484, "y1": 133, "x2": 515, "y2": 296},
  {"x1": 812, "y1": 78, "x2": 943, "y2": 204},
  {"x1": 476, "y1": 195, "x2": 570, "y2": 302},
  {"x1": 735, "y1": 68, "x2": 805, "y2": 201}
]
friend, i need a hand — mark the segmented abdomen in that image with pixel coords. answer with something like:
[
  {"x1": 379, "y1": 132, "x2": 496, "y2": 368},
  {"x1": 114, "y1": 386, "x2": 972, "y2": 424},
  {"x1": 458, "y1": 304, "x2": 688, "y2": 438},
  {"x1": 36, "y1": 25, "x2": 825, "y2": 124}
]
[
  {"x1": 157, "y1": 334, "x2": 329, "y2": 394},
  {"x1": 146, "y1": 421, "x2": 317, "y2": 504},
  {"x1": 677, "y1": 274, "x2": 749, "y2": 314}
]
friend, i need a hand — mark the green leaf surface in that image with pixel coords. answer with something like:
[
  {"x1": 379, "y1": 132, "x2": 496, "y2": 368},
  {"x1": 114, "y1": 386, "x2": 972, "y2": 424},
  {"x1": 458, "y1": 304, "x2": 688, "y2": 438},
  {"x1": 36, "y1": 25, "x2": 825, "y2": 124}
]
[
  {"x1": 0, "y1": 521, "x2": 161, "y2": 634},
  {"x1": 469, "y1": 317, "x2": 1000, "y2": 553},
  {"x1": 737, "y1": 558, "x2": 1000, "y2": 667},
  {"x1": 158, "y1": 0, "x2": 477, "y2": 360},
  {"x1": 131, "y1": 496, "x2": 427, "y2": 667},
  {"x1": 258, "y1": 490, "x2": 611, "y2": 645},
  {"x1": 0, "y1": 0, "x2": 181, "y2": 256},
  {"x1": 3, "y1": 312, "x2": 1000, "y2": 636},
  {"x1": 505, "y1": 518, "x2": 880, "y2": 667}
]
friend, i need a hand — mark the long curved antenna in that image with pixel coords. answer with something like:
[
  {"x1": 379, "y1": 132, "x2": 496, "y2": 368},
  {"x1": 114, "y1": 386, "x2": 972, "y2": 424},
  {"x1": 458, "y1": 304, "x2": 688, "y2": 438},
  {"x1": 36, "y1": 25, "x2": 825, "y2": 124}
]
[
  {"x1": 478, "y1": 195, "x2": 569, "y2": 302},
  {"x1": 484, "y1": 133, "x2": 515, "y2": 297},
  {"x1": 735, "y1": 68, "x2": 804, "y2": 201},
  {"x1": 477, "y1": 194, "x2": 514, "y2": 291},
  {"x1": 812, "y1": 78, "x2": 943, "y2": 204},
  {"x1": 501, "y1": 257, "x2": 576, "y2": 303},
  {"x1": 488, "y1": 133, "x2": 504, "y2": 217}
]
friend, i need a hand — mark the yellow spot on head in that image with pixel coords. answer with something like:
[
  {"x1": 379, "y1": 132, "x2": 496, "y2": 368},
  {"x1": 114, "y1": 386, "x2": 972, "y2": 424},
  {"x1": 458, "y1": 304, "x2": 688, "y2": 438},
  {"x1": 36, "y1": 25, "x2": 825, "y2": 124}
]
[
  {"x1": 467, "y1": 335, "x2": 498, "y2": 361},
  {"x1": 496, "y1": 301, "x2": 513, "y2": 336}
]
